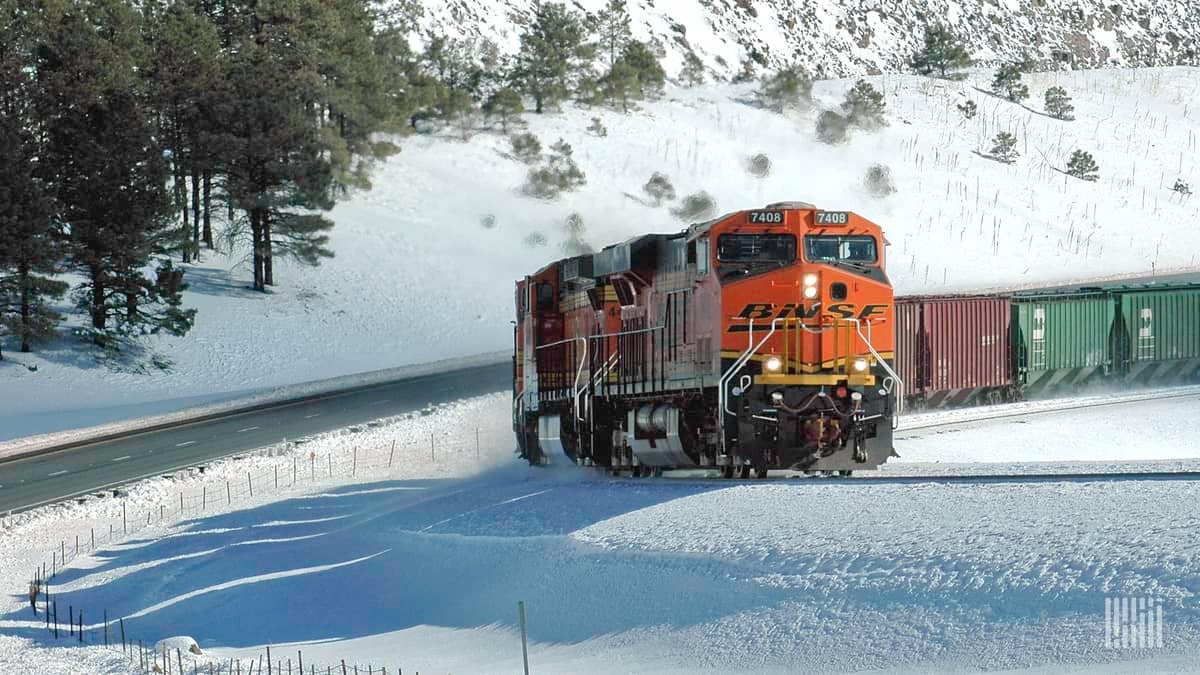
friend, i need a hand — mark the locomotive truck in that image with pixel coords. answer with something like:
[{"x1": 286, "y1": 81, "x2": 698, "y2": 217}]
[{"x1": 512, "y1": 202, "x2": 902, "y2": 478}]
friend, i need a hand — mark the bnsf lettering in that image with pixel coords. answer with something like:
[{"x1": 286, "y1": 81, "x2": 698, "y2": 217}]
[{"x1": 731, "y1": 302, "x2": 888, "y2": 329}]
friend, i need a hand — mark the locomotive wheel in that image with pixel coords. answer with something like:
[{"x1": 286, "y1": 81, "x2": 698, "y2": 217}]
[
  {"x1": 738, "y1": 465, "x2": 751, "y2": 479},
  {"x1": 721, "y1": 465, "x2": 734, "y2": 479},
  {"x1": 838, "y1": 470, "x2": 853, "y2": 477},
  {"x1": 754, "y1": 463, "x2": 769, "y2": 479},
  {"x1": 653, "y1": 467, "x2": 664, "y2": 478}
]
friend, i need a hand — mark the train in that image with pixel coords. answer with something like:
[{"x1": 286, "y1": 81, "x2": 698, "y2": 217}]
[
  {"x1": 513, "y1": 202, "x2": 1200, "y2": 477},
  {"x1": 512, "y1": 202, "x2": 900, "y2": 477}
]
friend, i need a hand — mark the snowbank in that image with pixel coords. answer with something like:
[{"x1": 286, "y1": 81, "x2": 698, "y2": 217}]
[{"x1": 3, "y1": 392, "x2": 1200, "y2": 673}]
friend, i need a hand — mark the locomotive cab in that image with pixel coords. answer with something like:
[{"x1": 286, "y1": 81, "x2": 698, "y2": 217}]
[{"x1": 708, "y1": 204, "x2": 899, "y2": 476}]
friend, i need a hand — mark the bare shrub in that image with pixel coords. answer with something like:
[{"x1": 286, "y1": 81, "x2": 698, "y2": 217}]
[
  {"x1": 670, "y1": 191, "x2": 717, "y2": 222},
  {"x1": 863, "y1": 164, "x2": 896, "y2": 197},
  {"x1": 746, "y1": 153, "x2": 771, "y2": 178},
  {"x1": 816, "y1": 110, "x2": 849, "y2": 144},
  {"x1": 510, "y1": 132, "x2": 542, "y2": 164},
  {"x1": 642, "y1": 172, "x2": 676, "y2": 206}
]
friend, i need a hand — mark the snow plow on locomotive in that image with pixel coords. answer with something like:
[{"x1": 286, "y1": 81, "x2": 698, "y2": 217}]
[{"x1": 512, "y1": 202, "x2": 902, "y2": 477}]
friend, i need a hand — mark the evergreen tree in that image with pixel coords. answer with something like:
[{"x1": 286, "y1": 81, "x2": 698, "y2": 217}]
[
  {"x1": 594, "y1": 0, "x2": 632, "y2": 70},
  {"x1": 145, "y1": 2, "x2": 224, "y2": 263},
  {"x1": 0, "y1": 2, "x2": 66, "y2": 355},
  {"x1": 513, "y1": 2, "x2": 587, "y2": 113},
  {"x1": 1066, "y1": 150, "x2": 1099, "y2": 181},
  {"x1": 599, "y1": 60, "x2": 639, "y2": 112},
  {"x1": 484, "y1": 87, "x2": 525, "y2": 132},
  {"x1": 35, "y1": 0, "x2": 194, "y2": 346},
  {"x1": 620, "y1": 40, "x2": 665, "y2": 98},
  {"x1": 219, "y1": 0, "x2": 398, "y2": 290},
  {"x1": 756, "y1": 65, "x2": 812, "y2": 112},
  {"x1": 992, "y1": 63, "x2": 1029, "y2": 102},
  {"x1": 679, "y1": 51, "x2": 705, "y2": 86},
  {"x1": 910, "y1": 23, "x2": 971, "y2": 78},
  {"x1": 842, "y1": 79, "x2": 887, "y2": 128},
  {"x1": 957, "y1": 99, "x2": 978, "y2": 119},
  {"x1": 1044, "y1": 86, "x2": 1074, "y2": 120},
  {"x1": 989, "y1": 131, "x2": 1019, "y2": 163}
]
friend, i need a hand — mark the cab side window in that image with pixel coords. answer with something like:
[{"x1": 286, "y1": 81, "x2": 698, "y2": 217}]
[
  {"x1": 695, "y1": 238, "x2": 710, "y2": 276},
  {"x1": 536, "y1": 282, "x2": 554, "y2": 310}
]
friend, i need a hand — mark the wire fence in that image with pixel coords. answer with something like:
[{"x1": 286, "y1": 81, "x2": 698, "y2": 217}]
[{"x1": 20, "y1": 425, "x2": 516, "y2": 674}]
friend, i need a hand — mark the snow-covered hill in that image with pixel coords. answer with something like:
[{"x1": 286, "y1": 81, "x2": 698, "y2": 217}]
[
  {"x1": 414, "y1": 0, "x2": 1200, "y2": 79},
  {"x1": 2, "y1": 66, "x2": 1198, "y2": 441}
]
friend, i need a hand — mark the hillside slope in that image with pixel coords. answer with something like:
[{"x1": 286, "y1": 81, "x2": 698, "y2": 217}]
[
  {"x1": 415, "y1": 0, "x2": 1200, "y2": 79},
  {"x1": 2, "y1": 67, "x2": 1198, "y2": 440}
]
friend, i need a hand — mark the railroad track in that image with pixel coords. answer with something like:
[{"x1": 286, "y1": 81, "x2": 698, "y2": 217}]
[
  {"x1": 650, "y1": 468, "x2": 1200, "y2": 486},
  {"x1": 896, "y1": 386, "x2": 1200, "y2": 433}
]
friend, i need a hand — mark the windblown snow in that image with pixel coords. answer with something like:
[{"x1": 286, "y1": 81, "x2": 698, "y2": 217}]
[
  {"x1": 3, "y1": 66, "x2": 1199, "y2": 445},
  {"x1": 2, "y1": 391, "x2": 1200, "y2": 673}
]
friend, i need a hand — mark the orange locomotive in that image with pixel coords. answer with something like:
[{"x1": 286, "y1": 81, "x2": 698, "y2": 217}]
[{"x1": 513, "y1": 201, "x2": 902, "y2": 477}]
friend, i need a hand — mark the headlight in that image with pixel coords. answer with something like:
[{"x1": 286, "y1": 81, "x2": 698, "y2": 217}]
[
  {"x1": 803, "y1": 286, "x2": 818, "y2": 299},
  {"x1": 765, "y1": 355, "x2": 783, "y2": 372},
  {"x1": 803, "y1": 273, "x2": 818, "y2": 286},
  {"x1": 853, "y1": 357, "x2": 869, "y2": 372}
]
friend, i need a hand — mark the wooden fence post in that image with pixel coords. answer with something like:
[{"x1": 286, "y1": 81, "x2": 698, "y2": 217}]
[
  {"x1": 123, "y1": 502, "x2": 127, "y2": 534},
  {"x1": 227, "y1": 481, "x2": 232, "y2": 505},
  {"x1": 519, "y1": 600, "x2": 530, "y2": 675},
  {"x1": 352, "y1": 447, "x2": 357, "y2": 476},
  {"x1": 120, "y1": 617, "x2": 126, "y2": 653},
  {"x1": 388, "y1": 440, "x2": 395, "y2": 468},
  {"x1": 275, "y1": 465, "x2": 279, "y2": 489},
  {"x1": 247, "y1": 472, "x2": 253, "y2": 497},
  {"x1": 91, "y1": 527, "x2": 95, "y2": 550}
]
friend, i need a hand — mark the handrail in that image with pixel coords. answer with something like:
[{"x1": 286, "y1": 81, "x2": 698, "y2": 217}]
[
  {"x1": 846, "y1": 318, "x2": 904, "y2": 427},
  {"x1": 717, "y1": 318, "x2": 789, "y2": 456},
  {"x1": 535, "y1": 336, "x2": 588, "y2": 421}
]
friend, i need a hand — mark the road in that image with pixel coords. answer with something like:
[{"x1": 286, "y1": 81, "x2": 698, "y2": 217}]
[{"x1": 0, "y1": 362, "x2": 510, "y2": 514}]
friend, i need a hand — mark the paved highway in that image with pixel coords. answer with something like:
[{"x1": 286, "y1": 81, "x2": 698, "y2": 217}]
[{"x1": 0, "y1": 362, "x2": 510, "y2": 514}]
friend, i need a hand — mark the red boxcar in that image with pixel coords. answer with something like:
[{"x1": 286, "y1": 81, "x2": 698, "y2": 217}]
[{"x1": 895, "y1": 295, "x2": 1016, "y2": 408}]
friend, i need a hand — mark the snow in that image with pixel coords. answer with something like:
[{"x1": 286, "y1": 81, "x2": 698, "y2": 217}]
[
  {"x1": 3, "y1": 66, "x2": 1198, "y2": 462},
  {"x1": 3, "y1": 390, "x2": 1200, "y2": 673}
]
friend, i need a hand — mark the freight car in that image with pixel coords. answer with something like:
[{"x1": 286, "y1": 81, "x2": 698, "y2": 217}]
[
  {"x1": 896, "y1": 284, "x2": 1200, "y2": 409},
  {"x1": 512, "y1": 202, "x2": 903, "y2": 477}
]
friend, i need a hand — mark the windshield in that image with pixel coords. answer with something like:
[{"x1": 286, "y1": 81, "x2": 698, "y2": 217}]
[
  {"x1": 804, "y1": 235, "x2": 878, "y2": 264},
  {"x1": 716, "y1": 234, "x2": 796, "y2": 263}
]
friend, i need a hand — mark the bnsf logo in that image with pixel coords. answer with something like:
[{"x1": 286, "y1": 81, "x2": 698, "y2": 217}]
[{"x1": 735, "y1": 302, "x2": 888, "y2": 322}]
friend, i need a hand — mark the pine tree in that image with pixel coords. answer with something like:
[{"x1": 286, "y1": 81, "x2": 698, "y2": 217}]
[
  {"x1": 145, "y1": 2, "x2": 224, "y2": 264},
  {"x1": 910, "y1": 23, "x2": 971, "y2": 79},
  {"x1": 484, "y1": 87, "x2": 525, "y2": 132},
  {"x1": 992, "y1": 63, "x2": 1029, "y2": 102},
  {"x1": 842, "y1": 79, "x2": 887, "y2": 129},
  {"x1": 1066, "y1": 150, "x2": 1099, "y2": 181},
  {"x1": 957, "y1": 99, "x2": 978, "y2": 119},
  {"x1": 756, "y1": 65, "x2": 812, "y2": 112},
  {"x1": 680, "y1": 51, "x2": 705, "y2": 86},
  {"x1": 619, "y1": 41, "x2": 665, "y2": 99},
  {"x1": 35, "y1": 0, "x2": 194, "y2": 347},
  {"x1": 599, "y1": 60, "x2": 639, "y2": 112},
  {"x1": 513, "y1": 2, "x2": 587, "y2": 113},
  {"x1": 1044, "y1": 86, "x2": 1074, "y2": 120},
  {"x1": 989, "y1": 131, "x2": 1019, "y2": 163},
  {"x1": 594, "y1": 0, "x2": 632, "y2": 70},
  {"x1": 0, "y1": 3, "x2": 66, "y2": 355}
]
